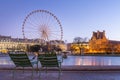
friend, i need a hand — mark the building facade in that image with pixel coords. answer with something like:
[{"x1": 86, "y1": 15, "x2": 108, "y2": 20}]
[
  {"x1": 1, "y1": 30, "x2": 120, "y2": 54},
  {"x1": 69, "y1": 30, "x2": 120, "y2": 54},
  {"x1": 0, "y1": 35, "x2": 66, "y2": 53},
  {"x1": 89, "y1": 30, "x2": 120, "y2": 53},
  {"x1": 0, "y1": 35, "x2": 38, "y2": 53}
]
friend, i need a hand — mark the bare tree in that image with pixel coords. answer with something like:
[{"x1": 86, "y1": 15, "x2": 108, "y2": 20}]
[{"x1": 73, "y1": 37, "x2": 87, "y2": 54}]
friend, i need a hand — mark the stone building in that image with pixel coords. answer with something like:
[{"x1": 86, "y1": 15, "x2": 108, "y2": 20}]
[
  {"x1": 0, "y1": 35, "x2": 36, "y2": 53},
  {"x1": 89, "y1": 30, "x2": 120, "y2": 53},
  {"x1": 0, "y1": 35, "x2": 66, "y2": 53},
  {"x1": 69, "y1": 30, "x2": 120, "y2": 54}
]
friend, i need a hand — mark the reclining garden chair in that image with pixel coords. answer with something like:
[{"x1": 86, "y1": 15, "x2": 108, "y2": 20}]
[
  {"x1": 9, "y1": 51, "x2": 37, "y2": 80},
  {"x1": 38, "y1": 52, "x2": 63, "y2": 79}
]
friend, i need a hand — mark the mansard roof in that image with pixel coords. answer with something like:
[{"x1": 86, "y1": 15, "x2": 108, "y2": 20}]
[
  {"x1": 0, "y1": 35, "x2": 11, "y2": 39},
  {"x1": 92, "y1": 30, "x2": 106, "y2": 40},
  {"x1": 93, "y1": 32, "x2": 103, "y2": 39},
  {"x1": 109, "y1": 40, "x2": 120, "y2": 44}
]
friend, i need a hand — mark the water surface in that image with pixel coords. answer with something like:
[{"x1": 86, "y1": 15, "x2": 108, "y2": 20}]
[{"x1": 0, "y1": 55, "x2": 120, "y2": 66}]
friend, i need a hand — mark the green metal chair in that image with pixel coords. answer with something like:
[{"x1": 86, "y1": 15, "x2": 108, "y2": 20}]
[
  {"x1": 9, "y1": 51, "x2": 37, "y2": 80},
  {"x1": 38, "y1": 53, "x2": 63, "y2": 80}
]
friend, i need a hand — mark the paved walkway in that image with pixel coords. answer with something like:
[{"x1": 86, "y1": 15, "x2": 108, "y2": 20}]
[
  {"x1": 0, "y1": 70, "x2": 120, "y2": 80},
  {"x1": 1, "y1": 64, "x2": 120, "y2": 80}
]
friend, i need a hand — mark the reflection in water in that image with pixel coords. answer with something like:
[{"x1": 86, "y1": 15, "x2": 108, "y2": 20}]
[
  {"x1": 74, "y1": 57, "x2": 81, "y2": 65},
  {"x1": 62, "y1": 56, "x2": 120, "y2": 66},
  {"x1": 0, "y1": 56, "x2": 120, "y2": 66},
  {"x1": 0, "y1": 58, "x2": 13, "y2": 65},
  {"x1": 74, "y1": 56, "x2": 109, "y2": 66},
  {"x1": 108, "y1": 60, "x2": 111, "y2": 65}
]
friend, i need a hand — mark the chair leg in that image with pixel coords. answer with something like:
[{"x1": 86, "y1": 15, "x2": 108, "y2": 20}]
[
  {"x1": 39, "y1": 67, "x2": 42, "y2": 80},
  {"x1": 31, "y1": 67, "x2": 33, "y2": 80},
  {"x1": 12, "y1": 67, "x2": 16, "y2": 80},
  {"x1": 23, "y1": 67, "x2": 24, "y2": 73},
  {"x1": 58, "y1": 67, "x2": 61, "y2": 80},
  {"x1": 36, "y1": 61, "x2": 39, "y2": 73},
  {"x1": 12, "y1": 69, "x2": 14, "y2": 80},
  {"x1": 39, "y1": 69, "x2": 40, "y2": 80},
  {"x1": 46, "y1": 67, "x2": 47, "y2": 73}
]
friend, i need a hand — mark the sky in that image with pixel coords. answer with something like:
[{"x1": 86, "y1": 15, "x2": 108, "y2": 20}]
[{"x1": 0, "y1": 0, "x2": 120, "y2": 43}]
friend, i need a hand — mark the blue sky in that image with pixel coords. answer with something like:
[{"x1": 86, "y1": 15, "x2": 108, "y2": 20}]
[{"x1": 0, "y1": 0, "x2": 120, "y2": 43}]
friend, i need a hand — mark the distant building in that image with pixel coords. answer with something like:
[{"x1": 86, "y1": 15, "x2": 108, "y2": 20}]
[
  {"x1": 49, "y1": 40, "x2": 67, "y2": 51},
  {"x1": 69, "y1": 30, "x2": 120, "y2": 54},
  {"x1": 89, "y1": 30, "x2": 120, "y2": 53},
  {"x1": 1, "y1": 30, "x2": 120, "y2": 54},
  {"x1": 0, "y1": 35, "x2": 66, "y2": 53},
  {"x1": 69, "y1": 42, "x2": 89, "y2": 54},
  {"x1": 0, "y1": 35, "x2": 39, "y2": 53}
]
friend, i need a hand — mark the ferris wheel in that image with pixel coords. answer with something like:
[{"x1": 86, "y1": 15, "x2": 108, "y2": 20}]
[{"x1": 22, "y1": 10, "x2": 63, "y2": 43}]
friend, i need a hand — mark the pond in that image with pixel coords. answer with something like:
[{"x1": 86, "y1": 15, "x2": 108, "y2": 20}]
[{"x1": 0, "y1": 55, "x2": 120, "y2": 66}]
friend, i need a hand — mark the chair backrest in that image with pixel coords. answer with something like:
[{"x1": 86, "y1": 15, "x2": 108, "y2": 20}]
[
  {"x1": 9, "y1": 51, "x2": 32, "y2": 67},
  {"x1": 38, "y1": 53, "x2": 59, "y2": 67}
]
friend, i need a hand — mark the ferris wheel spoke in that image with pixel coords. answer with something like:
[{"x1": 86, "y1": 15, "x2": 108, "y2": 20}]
[
  {"x1": 24, "y1": 31, "x2": 38, "y2": 33},
  {"x1": 50, "y1": 30, "x2": 61, "y2": 33},
  {"x1": 24, "y1": 27, "x2": 38, "y2": 30},
  {"x1": 32, "y1": 14, "x2": 42, "y2": 26},
  {"x1": 47, "y1": 19, "x2": 57, "y2": 28},
  {"x1": 24, "y1": 30, "x2": 38, "y2": 33},
  {"x1": 24, "y1": 28, "x2": 38, "y2": 32},
  {"x1": 51, "y1": 33, "x2": 59, "y2": 36},
  {"x1": 49, "y1": 35, "x2": 59, "y2": 40},
  {"x1": 27, "y1": 20, "x2": 39, "y2": 27},
  {"x1": 46, "y1": 15, "x2": 51, "y2": 26},
  {"x1": 43, "y1": 16, "x2": 55, "y2": 27},
  {"x1": 51, "y1": 32, "x2": 61, "y2": 35},
  {"x1": 28, "y1": 16, "x2": 42, "y2": 27},
  {"x1": 45, "y1": 14, "x2": 54, "y2": 28},
  {"x1": 26, "y1": 33, "x2": 40, "y2": 39},
  {"x1": 48, "y1": 23, "x2": 60, "y2": 31},
  {"x1": 49, "y1": 17, "x2": 61, "y2": 28},
  {"x1": 43, "y1": 13, "x2": 50, "y2": 25},
  {"x1": 51, "y1": 33, "x2": 61, "y2": 37},
  {"x1": 31, "y1": 13, "x2": 40, "y2": 26},
  {"x1": 40, "y1": 12, "x2": 46, "y2": 25}
]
